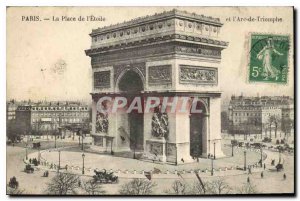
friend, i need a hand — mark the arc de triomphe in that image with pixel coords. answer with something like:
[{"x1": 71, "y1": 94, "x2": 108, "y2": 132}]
[{"x1": 85, "y1": 9, "x2": 228, "y2": 164}]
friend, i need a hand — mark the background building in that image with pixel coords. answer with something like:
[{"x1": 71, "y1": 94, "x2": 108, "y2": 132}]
[
  {"x1": 228, "y1": 95, "x2": 294, "y2": 137},
  {"x1": 7, "y1": 100, "x2": 19, "y2": 121},
  {"x1": 15, "y1": 101, "x2": 90, "y2": 136}
]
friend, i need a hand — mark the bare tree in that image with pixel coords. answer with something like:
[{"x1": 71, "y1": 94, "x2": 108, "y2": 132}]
[
  {"x1": 237, "y1": 182, "x2": 259, "y2": 194},
  {"x1": 164, "y1": 180, "x2": 189, "y2": 195},
  {"x1": 83, "y1": 179, "x2": 105, "y2": 195},
  {"x1": 190, "y1": 180, "x2": 208, "y2": 195},
  {"x1": 119, "y1": 178, "x2": 157, "y2": 195},
  {"x1": 7, "y1": 186, "x2": 25, "y2": 195},
  {"x1": 46, "y1": 172, "x2": 80, "y2": 195},
  {"x1": 207, "y1": 179, "x2": 231, "y2": 194}
]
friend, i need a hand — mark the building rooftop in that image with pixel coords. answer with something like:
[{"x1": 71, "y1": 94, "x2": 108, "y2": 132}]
[
  {"x1": 86, "y1": 9, "x2": 228, "y2": 55},
  {"x1": 229, "y1": 95, "x2": 294, "y2": 108},
  {"x1": 91, "y1": 9, "x2": 222, "y2": 35}
]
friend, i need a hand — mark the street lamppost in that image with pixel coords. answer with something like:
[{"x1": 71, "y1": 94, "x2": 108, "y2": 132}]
[
  {"x1": 278, "y1": 148, "x2": 282, "y2": 164},
  {"x1": 38, "y1": 146, "x2": 41, "y2": 163},
  {"x1": 82, "y1": 153, "x2": 85, "y2": 174},
  {"x1": 213, "y1": 142, "x2": 216, "y2": 159},
  {"x1": 244, "y1": 150, "x2": 247, "y2": 171},
  {"x1": 58, "y1": 150, "x2": 61, "y2": 173},
  {"x1": 25, "y1": 144, "x2": 28, "y2": 160},
  {"x1": 211, "y1": 156, "x2": 214, "y2": 176},
  {"x1": 54, "y1": 130, "x2": 58, "y2": 149},
  {"x1": 81, "y1": 131, "x2": 84, "y2": 151},
  {"x1": 175, "y1": 144, "x2": 178, "y2": 165},
  {"x1": 260, "y1": 144, "x2": 263, "y2": 168}
]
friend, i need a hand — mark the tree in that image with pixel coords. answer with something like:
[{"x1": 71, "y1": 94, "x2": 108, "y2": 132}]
[
  {"x1": 237, "y1": 182, "x2": 259, "y2": 194},
  {"x1": 6, "y1": 119, "x2": 21, "y2": 143},
  {"x1": 207, "y1": 179, "x2": 231, "y2": 194},
  {"x1": 46, "y1": 172, "x2": 80, "y2": 195},
  {"x1": 7, "y1": 176, "x2": 25, "y2": 195},
  {"x1": 186, "y1": 178, "x2": 232, "y2": 195},
  {"x1": 119, "y1": 178, "x2": 157, "y2": 195},
  {"x1": 282, "y1": 118, "x2": 293, "y2": 139},
  {"x1": 83, "y1": 179, "x2": 105, "y2": 195},
  {"x1": 164, "y1": 180, "x2": 189, "y2": 195},
  {"x1": 190, "y1": 180, "x2": 208, "y2": 194},
  {"x1": 7, "y1": 186, "x2": 25, "y2": 195}
]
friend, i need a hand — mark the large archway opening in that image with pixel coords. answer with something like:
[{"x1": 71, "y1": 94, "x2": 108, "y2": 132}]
[
  {"x1": 189, "y1": 100, "x2": 207, "y2": 158},
  {"x1": 118, "y1": 70, "x2": 144, "y2": 152}
]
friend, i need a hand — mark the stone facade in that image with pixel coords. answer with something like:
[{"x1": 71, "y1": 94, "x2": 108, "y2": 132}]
[
  {"x1": 15, "y1": 102, "x2": 90, "y2": 135},
  {"x1": 86, "y1": 9, "x2": 228, "y2": 164},
  {"x1": 228, "y1": 95, "x2": 294, "y2": 135}
]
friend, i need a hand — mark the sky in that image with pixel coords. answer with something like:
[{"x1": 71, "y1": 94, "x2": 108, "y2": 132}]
[{"x1": 6, "y1": 7, "x2": 294, "y2": 103}]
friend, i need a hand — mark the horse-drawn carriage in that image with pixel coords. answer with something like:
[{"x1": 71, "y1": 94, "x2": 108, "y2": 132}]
[
  {"x1": 276, "y1": 163, "x2": 284, "y2": 172},
  {"x1": 24, "y1": 164, "x2": 34, "y2": 173},
  {"x1": 93, "y1": 169, "x2": 118, "y2": 184}
]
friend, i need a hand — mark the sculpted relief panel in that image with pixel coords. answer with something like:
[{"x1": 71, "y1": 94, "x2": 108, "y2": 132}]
[
  {"x1": 151, "y1": 108, "x2": 169, "y2": 138},
  {"x1": 96, "y1": 111, "x2": 109, "y2": 133},
  {"x1": 179, "y1": 65, "x2": 218, "y2": 85},
  {"x1": 148, "y1": 65, "x2": 172, "y2": 85},
  {"x1": 94, "y1": 71, "x2": 111, "y2": 89}
]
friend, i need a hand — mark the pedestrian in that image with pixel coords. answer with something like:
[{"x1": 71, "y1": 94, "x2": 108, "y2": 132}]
[
  {"x1": 264, "y1": 163, "x2": 266, "y2": 170},
  {"x1": 247, "y1": 177, "x2": 250, "y2": 183},
  {"x1": 261, "y1": 172, "x2": 264, "y2": 178},
  {"x1": 283, "y1": 173, "x2": 286, "y2": 180}
]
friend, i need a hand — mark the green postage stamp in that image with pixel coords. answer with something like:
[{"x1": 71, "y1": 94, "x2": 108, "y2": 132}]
[{"x1": 248, "y1": 34, "x2": 290, "y2": 84}]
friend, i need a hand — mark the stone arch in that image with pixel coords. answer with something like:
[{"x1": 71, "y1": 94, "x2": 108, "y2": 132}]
[
  {"x1": 189, "y1": 98, "x2": 209, "y2": 158},
  {"x1": 114, "y1": 68, "x2": 145, "y2": 152},
  {"x1": 115, "y1": 67, "x2": 145, "y2": 92}
]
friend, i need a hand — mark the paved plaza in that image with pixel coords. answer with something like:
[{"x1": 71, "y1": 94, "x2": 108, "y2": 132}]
[
  {"x1": 7, "y1": 143, "x2": 294, "y2": 194},
  {"x1": 37, "y1": 143, "x2": 261, "y2": 174}
]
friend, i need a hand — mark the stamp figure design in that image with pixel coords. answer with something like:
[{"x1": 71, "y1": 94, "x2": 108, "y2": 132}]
[{"x1": 249, "y1": 34, "x2": 289, "y2": 83}]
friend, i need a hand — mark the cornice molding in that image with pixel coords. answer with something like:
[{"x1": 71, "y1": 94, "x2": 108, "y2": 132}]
[
  {"x1": 90, "y1": 9, "x2": 222, "y2": 36},
  {"x1": 85, "y1": 34, "x2": 228, "y2": 56}
]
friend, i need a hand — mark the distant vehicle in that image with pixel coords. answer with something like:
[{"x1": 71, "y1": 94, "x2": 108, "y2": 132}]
[
  {"x1": 32, "y1": 142, "x2": 41, "y2": 149},
  {"x1": 231, "y1": 140, "x2": 238, "y2": 146},
  {"x1": 93, "y1": 169, "x2": 118, "y2": 184},
  {"x1": 276, "y1": 163, "x2": 284, "y2": 172},
  {"x1": 262, "y1": 137, "x2": 272, "y2": 143},
  {"x1": 251, "y1": 143, "x2": 262, "y2": 149},
  {"x1": 24, "y1": 164, "x2": 34, "y2": 173}
]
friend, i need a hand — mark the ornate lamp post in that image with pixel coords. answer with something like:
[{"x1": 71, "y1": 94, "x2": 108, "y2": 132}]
[
  {"x1": 244, "y1": 150, "x2": 247, "y2": 171},
  {"x1": 82, "y1": 153, "x2": 85, "y2": 174}
]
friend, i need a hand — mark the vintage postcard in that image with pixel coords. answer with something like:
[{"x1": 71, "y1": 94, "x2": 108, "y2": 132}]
[{"x1": 6, "y1": 7, "x2": 294, "y2": 195}]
